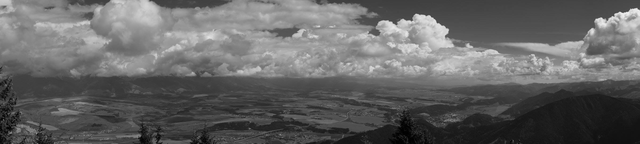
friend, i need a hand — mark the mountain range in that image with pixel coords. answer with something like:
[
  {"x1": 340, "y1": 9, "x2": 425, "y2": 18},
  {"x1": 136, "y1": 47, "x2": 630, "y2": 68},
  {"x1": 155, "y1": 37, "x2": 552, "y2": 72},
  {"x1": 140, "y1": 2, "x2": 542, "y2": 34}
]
[
  {"x1": 341, "y1": 93, "x2": 640, "y2": 144},
  {"x1": 445, "y1": 79, "x2": 640, "y2": 104}
]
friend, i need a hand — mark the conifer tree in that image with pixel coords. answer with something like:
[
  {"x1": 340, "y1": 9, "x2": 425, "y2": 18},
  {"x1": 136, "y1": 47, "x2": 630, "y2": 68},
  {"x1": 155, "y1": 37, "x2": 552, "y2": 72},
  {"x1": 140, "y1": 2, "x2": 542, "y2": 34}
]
[
  {"x1": 0, "y1": 67, "x2": 21, "y2": 144},
  {"x1": 360, "y1": 135, "x2": 373, "y2": 144},
  {"x1": 190, "y1": 124, "x2": 215, "y2": 144},
  {"x1": 33, "y1": 123, "x2": 54, "y2": 144},
  {"x1": 389, "y1": 109, "x2": 434, "y2": 144},
  {"x1": 153, "y1": 126, "x2": 163, "y2": 144},
  {"x1": 138, "y1": 122, "x2": 153, "y2": 144},
  {"x1": 137, "y1": 122, "x2": 164, "y2": 144},
  {"x1": 16, "y1": 136, "x2": 27, "y2": 144},
  {"x1": 506, "y1": 139, "x2": 522, "y2": 144}
]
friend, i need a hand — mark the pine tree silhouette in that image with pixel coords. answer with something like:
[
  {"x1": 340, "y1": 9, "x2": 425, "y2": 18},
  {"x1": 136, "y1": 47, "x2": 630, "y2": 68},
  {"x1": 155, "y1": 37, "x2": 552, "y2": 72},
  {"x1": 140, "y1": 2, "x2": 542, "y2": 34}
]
[
  {"x1": 33, "y1": 123, "x2": 54, "y2": 144},
  {"x1": 0, "y1": 67, "x2": 21, "y2": 144},
  {"x1": 190, "y1": 124, "x2": 215, "y2": 144},
  {"x1": 153, "y1": 126, "x2": 163, "y2": 144},
  {"x1": 137, "y1": 122, "x2": 164, "y2": 144},
  {"x1": 506, "y1": 139, "x2": 522, "y2": 144},
  {"x1": 137, "y1": 122, "x2": 153, "y2": 144},
  {"x1": 360, "y1": 135, "x2": 373, "y2": 144},
  {"x1": 389, "y1": 109, "x2": 434, "y2": 144}
]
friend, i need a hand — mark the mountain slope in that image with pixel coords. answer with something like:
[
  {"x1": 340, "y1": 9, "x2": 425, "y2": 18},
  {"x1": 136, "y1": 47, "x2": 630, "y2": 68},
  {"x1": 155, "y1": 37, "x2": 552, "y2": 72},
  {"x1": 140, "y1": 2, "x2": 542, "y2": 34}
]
[
  {"x1": 333, "y1": 125, "x2": 396, "y2": 144},
  {"x1": 473, "y1": 95, "x2": 640, "y2": 144},
  {"x1": 334, "y1": 118, "x2": 442, "y2": 144},
  {"x1": 342, "y1": 95, "x2": 640, "y2": 144},
  {"x1": 500, "y1": 89, "x2": 575, "y2": 117},
  {"x1": 444, "y1": 79, "x2": 640, "y2": 105}
]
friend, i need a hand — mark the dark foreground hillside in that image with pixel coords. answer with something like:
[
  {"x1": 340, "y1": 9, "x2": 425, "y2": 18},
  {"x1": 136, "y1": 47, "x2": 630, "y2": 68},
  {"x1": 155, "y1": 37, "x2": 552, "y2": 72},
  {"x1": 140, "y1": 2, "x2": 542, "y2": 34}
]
[
  {"x1": 340, "y1": 95, "x2": 640, "y2": 144},
  {"x1": 471, "y1": 95, "x2": 640, "y2": 144},
  {"x1": 334, "y1": 119, "x2": 440, "y2": 144},
  {"x1": 500, "y1": 89, "x2": 575, "y2": 117}
]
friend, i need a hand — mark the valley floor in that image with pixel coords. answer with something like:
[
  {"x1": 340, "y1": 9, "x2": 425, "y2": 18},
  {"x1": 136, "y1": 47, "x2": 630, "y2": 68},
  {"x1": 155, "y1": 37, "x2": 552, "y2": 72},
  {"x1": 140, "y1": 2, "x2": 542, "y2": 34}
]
[{"x1": 16, "y1": 88, "x2": 507, "y2": 143}]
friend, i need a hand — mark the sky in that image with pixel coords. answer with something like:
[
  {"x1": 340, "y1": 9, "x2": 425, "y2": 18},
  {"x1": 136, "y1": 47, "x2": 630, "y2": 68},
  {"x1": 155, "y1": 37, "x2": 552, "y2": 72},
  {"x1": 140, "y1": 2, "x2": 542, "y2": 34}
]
[
  {"x1": 1, "y1": 0, "x2": 640, "y2": 85},
  {"x1": 345, "y1": 0, "x2": 640, "y2": 43},
  {"x1": 64, "y1": 0, "x2": 640, "y2": 43}
]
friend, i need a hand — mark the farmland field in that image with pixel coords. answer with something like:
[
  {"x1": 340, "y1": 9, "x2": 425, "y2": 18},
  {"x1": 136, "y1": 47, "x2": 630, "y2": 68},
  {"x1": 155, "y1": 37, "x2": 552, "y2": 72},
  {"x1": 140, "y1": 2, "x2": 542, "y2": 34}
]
[{"x1": 14, "y1": 85, "x2": 508, "y2": 144}]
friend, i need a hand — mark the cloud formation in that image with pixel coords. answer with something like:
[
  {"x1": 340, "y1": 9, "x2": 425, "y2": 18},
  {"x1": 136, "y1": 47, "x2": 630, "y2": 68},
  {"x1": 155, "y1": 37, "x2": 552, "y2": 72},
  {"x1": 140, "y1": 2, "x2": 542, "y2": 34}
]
[
  {"x1": 91, "y1": 0, "x2": 172, "y2": 56},
  {"x1": 497, "y1": 41, "x2": 584, "y2": 58},
  {"x1": 583, "y1": 8, "x2": 640, "y2": 57},
  {"x1": 3, "y1": 0, "x2": 640, "y2": 84},
  {"x1": 170, "y1": 0, "x2": 376, "y2": 31}
]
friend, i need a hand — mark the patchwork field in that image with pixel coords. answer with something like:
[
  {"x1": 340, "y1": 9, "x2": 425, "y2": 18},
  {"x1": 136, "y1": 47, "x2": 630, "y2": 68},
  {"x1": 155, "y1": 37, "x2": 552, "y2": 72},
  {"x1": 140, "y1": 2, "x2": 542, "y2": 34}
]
[{"x1": 15, "y1": 87, "x2": 506, "y2": 143}]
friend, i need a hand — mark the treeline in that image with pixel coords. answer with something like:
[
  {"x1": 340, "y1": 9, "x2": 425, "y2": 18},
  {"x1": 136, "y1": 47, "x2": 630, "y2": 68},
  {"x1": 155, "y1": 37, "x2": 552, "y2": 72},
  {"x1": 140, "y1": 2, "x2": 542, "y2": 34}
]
[{"x1": 137, "y1": 122, "x2": 216, "y2": 144}]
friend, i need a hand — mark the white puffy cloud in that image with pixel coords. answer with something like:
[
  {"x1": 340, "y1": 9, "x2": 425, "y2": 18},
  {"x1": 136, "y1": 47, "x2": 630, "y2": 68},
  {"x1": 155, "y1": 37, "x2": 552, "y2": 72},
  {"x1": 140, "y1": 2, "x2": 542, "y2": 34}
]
[
  {"x1": 583, "y1": 8, "x2": 640, "y2": 57},
  {"x1": 0, "y1": 0, "x2": 15, "y2": 14},
  {"x1": 0, "y1": 0, "x2": 10, "y2": 6},
  {"x1": 377, "y1": 14, "x2": 454, "y2": 51},
  {"x1": 0, "y1": 0, "x2": 107, "y2": 76},
  {"x1": 170, "y1": 0, "x2": 376, "y2": 31},
  {"x1": 6, "y1": 0, "x2": 640, "y2": 84},
  {"x1": 1, "y1": 21, "x2": 108, "y2": 76},
  {"x1": 91, "y1": 0, "x2": 173, "y2": 56}
]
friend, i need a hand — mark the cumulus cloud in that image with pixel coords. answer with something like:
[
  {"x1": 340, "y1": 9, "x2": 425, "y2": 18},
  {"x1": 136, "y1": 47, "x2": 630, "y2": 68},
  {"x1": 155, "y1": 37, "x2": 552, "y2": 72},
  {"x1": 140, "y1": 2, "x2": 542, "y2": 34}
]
[
  {"x1": 90, "y1": 0, "x2": 173, "y2": 56},
  {"x1": 0, "y1": 0, "x2": 107, "y2": 76},
  {"x1": 583, "y1": 8, "x2": 640, "y2": 57},
  {"x1": 170, "y1": 0, "x2": 377, "y2": 31},
  {"x1": 376, "y1": 14, "x2": 454, "y2": 51},
  {"x1": 5, "y1": 0, "x2": 640, "y2": 84},
  {"x1": 0, "y1": 0, "x2": 14, "y2": 14},
  {"x1": 496, "y1": 8, "x2": 640, "y2": 83}
]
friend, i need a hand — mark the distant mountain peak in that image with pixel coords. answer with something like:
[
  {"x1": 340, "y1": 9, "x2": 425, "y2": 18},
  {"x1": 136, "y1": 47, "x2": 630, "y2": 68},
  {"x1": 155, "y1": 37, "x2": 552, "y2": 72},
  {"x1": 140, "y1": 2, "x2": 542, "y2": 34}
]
[{"x1": 554, "y1": 89, "x2": 573, "y2": 95}]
